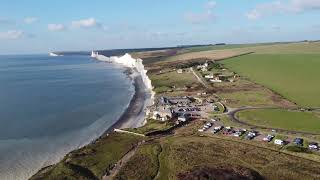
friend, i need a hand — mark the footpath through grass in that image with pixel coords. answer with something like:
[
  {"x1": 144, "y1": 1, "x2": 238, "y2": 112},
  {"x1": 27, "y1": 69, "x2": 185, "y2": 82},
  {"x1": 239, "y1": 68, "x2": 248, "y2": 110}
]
[
  {"x1": 222, "y1": 54, "x2": 320, "y2": 107},
  {"x1": 115, "y1": 142, "x2": 161, "y2": 180},
  {"x1": 128, "y1": 119, "x2": 175, "y2": 135},
  {"x1": 237, "y1": 109, "x2": 320, "y2": 134},
  {"x1": 31, "y1": 133, "x2": 143, "y2": 180}
]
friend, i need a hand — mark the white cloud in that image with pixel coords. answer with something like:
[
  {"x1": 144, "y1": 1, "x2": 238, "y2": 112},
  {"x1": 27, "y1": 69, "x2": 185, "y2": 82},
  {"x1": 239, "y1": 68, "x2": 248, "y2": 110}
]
[
  {"x1": 185, "y1": 1, "x2": 216, "y2": 24},
  {"x1": 247, "y1": 0, "x2": 320, "y2": 20},
  {"x1": 205, "y1": 1, "x2": 217, "y2": 9},
  {"x1": 48, "y1": 24, "x2": 66, "y2": 31},
  {"x1": 24, "y1": 17, "x2": 38, "y2": 24},
  {"x1": 0, "y1": 30, "x2": 24, "y2": 39},
  {"x1": 71, "y1": 18, "x2": 100, "y2": 28}
]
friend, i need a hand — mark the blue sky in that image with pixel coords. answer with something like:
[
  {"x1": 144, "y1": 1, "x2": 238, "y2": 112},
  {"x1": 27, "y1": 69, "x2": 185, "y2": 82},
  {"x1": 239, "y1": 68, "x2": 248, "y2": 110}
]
[{"x1": 0, "y1": 0, "x2": 319, "y2": 54}]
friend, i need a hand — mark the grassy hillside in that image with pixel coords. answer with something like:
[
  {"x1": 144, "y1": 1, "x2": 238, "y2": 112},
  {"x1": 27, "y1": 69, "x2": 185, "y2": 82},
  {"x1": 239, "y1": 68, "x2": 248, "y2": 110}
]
[
  {"x1": 115, "y1": 142, "x2": 161, "y2": 180},
  {"x1": 237, "y1": 109, "x2": 320, "y2": 134},
  {"x1": 30, "y1": 133, "x2": 143, "y2": 180},
  {"x1": 222, "y1": 54, "x2": 320, "y2": 107},
  {"x1": 119, "y1": 135, "x2": 320, "y2": 180}
]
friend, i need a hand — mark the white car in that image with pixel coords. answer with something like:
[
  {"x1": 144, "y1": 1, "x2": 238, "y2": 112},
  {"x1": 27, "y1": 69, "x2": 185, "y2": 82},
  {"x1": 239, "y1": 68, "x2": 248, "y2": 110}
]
[
  {"x1": 234, "y1": 133, "x2": 240, "y2": 137},
  {"x1": 309, "y1": 142, "x2": 318, "y2": 150},
  {"x1": 274, "y1": 139, "x2": 284, "y2": 145},
  {"x1": 248, "y1": 132, "x2": 256, "y2": 137},
  {"x1": 198, "y1": 129, "x2": 204, "y2": 132}
]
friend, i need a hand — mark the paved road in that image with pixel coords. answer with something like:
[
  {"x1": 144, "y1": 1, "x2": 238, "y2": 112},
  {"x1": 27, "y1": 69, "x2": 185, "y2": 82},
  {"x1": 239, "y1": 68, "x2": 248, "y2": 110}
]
[{"x1": 226, "y1": 106, "x2": 320, "y2": 136}]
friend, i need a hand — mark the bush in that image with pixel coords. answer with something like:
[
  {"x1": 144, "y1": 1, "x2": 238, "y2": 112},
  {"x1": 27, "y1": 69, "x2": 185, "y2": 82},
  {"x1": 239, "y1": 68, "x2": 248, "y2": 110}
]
[{"x1": 286, "y1": 145, "x2": 310, "y2": 153}]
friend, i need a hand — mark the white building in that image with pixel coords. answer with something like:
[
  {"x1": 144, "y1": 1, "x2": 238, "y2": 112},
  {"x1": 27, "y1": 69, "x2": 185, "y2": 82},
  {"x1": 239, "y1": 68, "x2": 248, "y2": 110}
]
[
  {"x1": 205, "y1": 74, "x2": 214, "y2": 79},
  {"x1": 152, "y1": 107, "x2": 173, "y2": 121},
  {"x1": 197, "y1": 62, "x2": 209, "y2": 72},
  {"x1": 210, "y1": 77, "x2": 222, "y2": 83}
]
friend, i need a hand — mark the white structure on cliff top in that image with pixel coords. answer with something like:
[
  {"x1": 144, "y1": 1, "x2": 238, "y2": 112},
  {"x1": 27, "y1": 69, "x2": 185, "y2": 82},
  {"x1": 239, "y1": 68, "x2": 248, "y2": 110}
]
[
  {"x1": 49, "y1": 52, "x2": 60, "y2": 57},
  {"x1": 91, "y1": 51, "x2": 99, "y2": 58}
]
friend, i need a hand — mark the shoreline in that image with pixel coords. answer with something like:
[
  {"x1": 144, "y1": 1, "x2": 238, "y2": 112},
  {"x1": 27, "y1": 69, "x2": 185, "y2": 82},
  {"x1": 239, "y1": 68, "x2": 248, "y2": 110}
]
[
  {"x1": 103, "y1": 68, "x2": 150, "y2": 135},
  {"x1": 30, "y1": 54, "x2": 153, "y2": 179}
]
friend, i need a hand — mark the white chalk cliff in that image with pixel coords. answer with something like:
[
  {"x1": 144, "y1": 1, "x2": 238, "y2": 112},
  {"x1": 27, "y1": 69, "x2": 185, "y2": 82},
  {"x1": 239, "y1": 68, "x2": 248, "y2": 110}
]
[{"x1": 95, "y1": 53, "x2": 153, "y2": 91}]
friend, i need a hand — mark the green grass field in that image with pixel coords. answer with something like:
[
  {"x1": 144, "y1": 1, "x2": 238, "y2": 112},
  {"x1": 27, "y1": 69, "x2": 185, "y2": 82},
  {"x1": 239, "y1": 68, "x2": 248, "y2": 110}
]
[
  {"x1": 222, "y1": 54, "x2": 320, "y2": 107},
  {"x1": 219, "y1": 89, "x2": 281, "y2": 108},
  {"x1": 149, "y1": 71, "x2": 199, "y2": 93},
  {"x1": 237, "y1": 109, "x2": 320, "y2": 133}
]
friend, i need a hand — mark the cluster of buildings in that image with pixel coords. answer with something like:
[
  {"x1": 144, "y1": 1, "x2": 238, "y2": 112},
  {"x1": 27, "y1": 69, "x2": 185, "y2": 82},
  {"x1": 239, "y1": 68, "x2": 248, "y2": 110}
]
[
  {"x1": 204, "y1": 73, "x2": 237, "y2": 83},
  {"x1": 197, "y1": 62, "x2": 209, "y2": 72},
  {"x1": 151, "y1": 96, "x2": 219, "y2": 124}
]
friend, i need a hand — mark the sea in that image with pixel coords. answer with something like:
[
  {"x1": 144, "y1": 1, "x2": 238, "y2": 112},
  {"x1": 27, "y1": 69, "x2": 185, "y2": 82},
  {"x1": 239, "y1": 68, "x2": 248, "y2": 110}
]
[{"x1": 0, "y1": 54, "x2": 135, "y2": 180}]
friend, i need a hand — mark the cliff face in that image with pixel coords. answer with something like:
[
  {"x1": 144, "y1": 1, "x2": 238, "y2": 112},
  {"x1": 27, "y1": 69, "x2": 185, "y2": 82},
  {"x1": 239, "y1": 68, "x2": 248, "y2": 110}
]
[{"x1": 96, "y1": 53, "x2": 153, "y2": 92}]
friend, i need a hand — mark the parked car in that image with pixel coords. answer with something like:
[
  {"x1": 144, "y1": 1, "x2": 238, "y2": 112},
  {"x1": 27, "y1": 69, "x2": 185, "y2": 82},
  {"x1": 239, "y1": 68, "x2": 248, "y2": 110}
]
[
  {"x1": 274, "y1": 139, "x2": 285, "y2": 145},
  {"x1": 212, "y1": 129, "x2": 219, "y2": 134},
  {"x1": 309, "y1": 142, "x2": 318, "y2": 150},
  {"x1": 223, "y1": 128, "x2": 234, "y2": 135},
  {"x1": 263, "y1": 135, "x2": 274, "y2": 142},
  {"x1": 233, "y1": 130, "x2": 244, "y2": 137},
  {"x1": 245, "y1": 131, "x2": 256, "y2": 140},
  {"x1": 294, "y1": 138, "x2": 304, "y2": 146}
]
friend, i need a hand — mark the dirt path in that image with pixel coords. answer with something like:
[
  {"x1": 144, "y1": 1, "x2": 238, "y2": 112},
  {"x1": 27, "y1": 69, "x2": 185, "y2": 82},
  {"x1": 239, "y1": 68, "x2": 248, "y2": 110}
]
[
  {"x1": 153, "y1": 144, "x2": 163, "y2": 180},
  {"x1": 190, "y1": 67, "x2": 209, "y2": 89},
  {"x1": 102, "y1": 142, "x2": 143, "y2": 180}
]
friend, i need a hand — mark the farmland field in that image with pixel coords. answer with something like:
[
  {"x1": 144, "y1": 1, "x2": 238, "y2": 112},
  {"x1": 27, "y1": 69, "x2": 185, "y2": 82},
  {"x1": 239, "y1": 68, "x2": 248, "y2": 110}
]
[
  {"x1": 148, "y1": 70, "x2": 200, "y2": 93},
  {"x1": 222, "y1": 54, "x2": 320, "y2": 107},
  {"x1": 237, "y1": 109, "x2": 320, "y2": 134}
]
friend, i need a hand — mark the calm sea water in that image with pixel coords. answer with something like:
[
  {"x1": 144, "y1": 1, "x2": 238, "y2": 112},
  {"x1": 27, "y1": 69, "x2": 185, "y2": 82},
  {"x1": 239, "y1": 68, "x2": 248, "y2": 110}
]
[{"x1": 0, "y1": 54, "x2": 134, "y2": 180}]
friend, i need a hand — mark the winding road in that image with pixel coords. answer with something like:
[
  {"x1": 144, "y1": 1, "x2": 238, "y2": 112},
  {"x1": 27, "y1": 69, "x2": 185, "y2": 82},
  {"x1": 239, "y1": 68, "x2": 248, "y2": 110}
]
[{"x1": 225, "y1": 106, "x2": 320, "y2": 136}]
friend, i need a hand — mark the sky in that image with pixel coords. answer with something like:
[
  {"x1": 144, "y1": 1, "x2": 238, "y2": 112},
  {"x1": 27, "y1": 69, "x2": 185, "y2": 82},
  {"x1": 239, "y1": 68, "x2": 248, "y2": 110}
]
[{"x1": 0, "y1": 0, "x2": 319, "y2": 54}]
